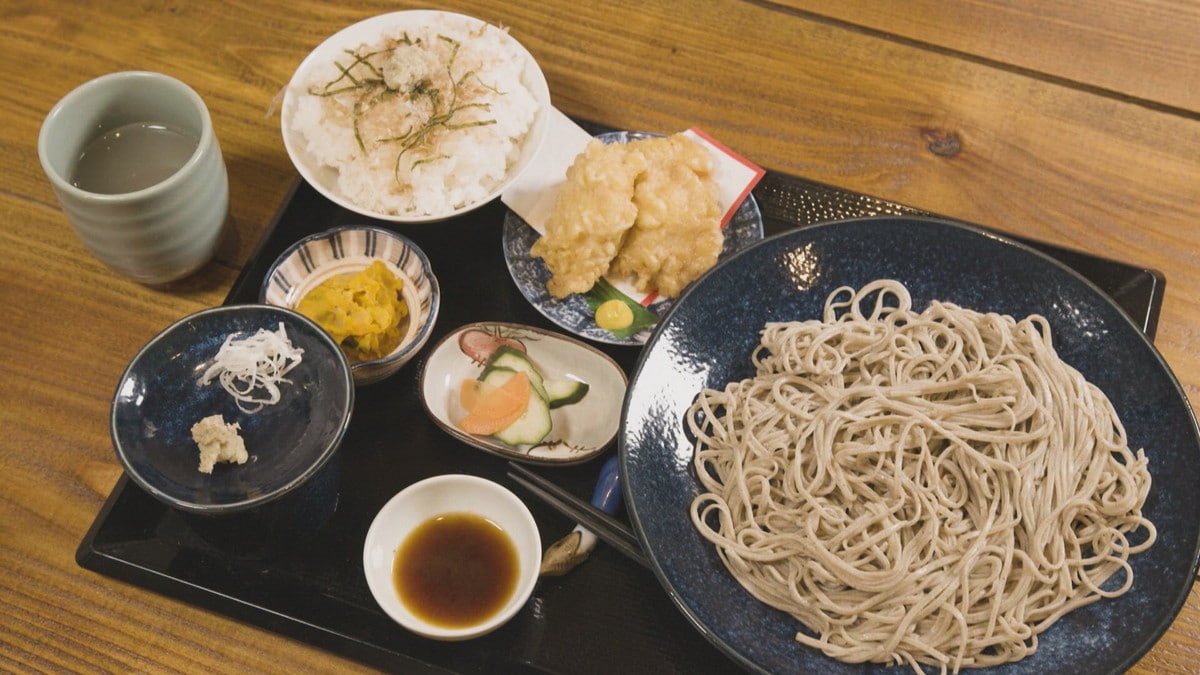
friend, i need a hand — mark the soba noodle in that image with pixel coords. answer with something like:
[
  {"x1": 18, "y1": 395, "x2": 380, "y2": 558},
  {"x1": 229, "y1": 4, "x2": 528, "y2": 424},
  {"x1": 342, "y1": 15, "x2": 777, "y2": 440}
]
[{"x1": 687, "y1": 280, "x2": 1155, "y2": 674}]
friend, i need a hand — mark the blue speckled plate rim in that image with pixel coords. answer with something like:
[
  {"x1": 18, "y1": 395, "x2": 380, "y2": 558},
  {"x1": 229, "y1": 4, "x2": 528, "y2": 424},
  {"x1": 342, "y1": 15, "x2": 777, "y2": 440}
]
[
  {"x1": 501, "y1": 130, "x2": 766, "y2": 346},
  {"x1": 619, "y1": 215, "x2": 1200, "y2": 674}
]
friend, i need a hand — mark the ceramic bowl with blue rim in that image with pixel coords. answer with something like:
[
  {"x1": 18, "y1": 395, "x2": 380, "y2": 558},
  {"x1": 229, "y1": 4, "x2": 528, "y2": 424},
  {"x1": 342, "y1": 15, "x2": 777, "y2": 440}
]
[
  {"x1": 260, "y1": 225, "x2": 440, "y2": 386},
  {"x1": 111, "y1": 304, "x2": 354, "y2": 515},
  {"x1": 502, "y1": 130, "x2": 765, "y2": 346}
]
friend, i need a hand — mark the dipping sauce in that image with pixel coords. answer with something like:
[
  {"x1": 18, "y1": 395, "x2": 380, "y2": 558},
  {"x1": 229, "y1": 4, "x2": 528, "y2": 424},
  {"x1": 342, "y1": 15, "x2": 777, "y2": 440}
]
[
  {"x1": 71, "y1": 121, "x2": 198, "y2": 194},
  {"x1": 393, "y1": 512, "x2": 519, "y2": 628}
]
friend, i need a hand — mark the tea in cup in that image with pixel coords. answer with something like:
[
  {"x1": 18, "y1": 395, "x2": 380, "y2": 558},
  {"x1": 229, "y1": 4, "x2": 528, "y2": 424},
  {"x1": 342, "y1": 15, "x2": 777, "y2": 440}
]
[{"x1": 38, "y1": 71, "x2": 229, "y2": 285}]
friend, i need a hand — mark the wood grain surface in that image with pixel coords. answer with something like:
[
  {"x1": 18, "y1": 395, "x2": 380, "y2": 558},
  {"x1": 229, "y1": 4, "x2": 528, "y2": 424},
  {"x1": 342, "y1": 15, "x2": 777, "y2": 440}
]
[{"x1": 2, "y1": 0, "x2": 1198, "y2": 672}]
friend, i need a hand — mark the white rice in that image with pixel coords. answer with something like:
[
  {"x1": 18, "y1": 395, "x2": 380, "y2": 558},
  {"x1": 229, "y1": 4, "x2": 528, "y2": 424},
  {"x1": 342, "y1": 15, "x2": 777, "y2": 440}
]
[{"x1": 291, "y1": 17, "x2": 539, "y2": 216}]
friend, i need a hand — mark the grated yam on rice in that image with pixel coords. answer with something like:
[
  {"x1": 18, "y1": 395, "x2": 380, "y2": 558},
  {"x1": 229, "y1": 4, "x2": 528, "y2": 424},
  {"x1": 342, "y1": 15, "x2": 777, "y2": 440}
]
[{"x1": 291, "y1": 17, "x2": 539, "y2": 217}]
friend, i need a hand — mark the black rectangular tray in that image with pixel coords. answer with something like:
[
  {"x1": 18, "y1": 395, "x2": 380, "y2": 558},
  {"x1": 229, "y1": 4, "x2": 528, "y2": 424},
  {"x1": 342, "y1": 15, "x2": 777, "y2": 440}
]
[{"x1": 78, "y1": 141, "x2": 1165, "y2": 674}]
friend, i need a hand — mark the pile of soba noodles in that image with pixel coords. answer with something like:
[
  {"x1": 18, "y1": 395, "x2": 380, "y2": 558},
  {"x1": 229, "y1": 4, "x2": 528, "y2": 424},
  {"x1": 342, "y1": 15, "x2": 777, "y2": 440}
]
[{"x1": 688, "y1": 280, "x2": 1156, "y2": 674}]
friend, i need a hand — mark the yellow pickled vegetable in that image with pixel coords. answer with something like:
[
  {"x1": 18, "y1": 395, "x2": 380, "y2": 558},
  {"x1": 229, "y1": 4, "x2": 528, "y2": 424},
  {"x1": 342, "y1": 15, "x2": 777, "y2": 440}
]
[
  {"x1": 296, "y1": 260, "x2": 408, "y2": 362},
  {"x1": 595, "y1": 299, "x2": 634, "y2": 331}
]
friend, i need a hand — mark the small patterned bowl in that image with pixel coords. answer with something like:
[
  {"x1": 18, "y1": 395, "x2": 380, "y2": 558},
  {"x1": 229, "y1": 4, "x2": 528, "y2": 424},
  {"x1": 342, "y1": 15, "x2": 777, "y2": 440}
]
[{"x1": 260, "y1": 226, "x2": 440, "y2": 386}]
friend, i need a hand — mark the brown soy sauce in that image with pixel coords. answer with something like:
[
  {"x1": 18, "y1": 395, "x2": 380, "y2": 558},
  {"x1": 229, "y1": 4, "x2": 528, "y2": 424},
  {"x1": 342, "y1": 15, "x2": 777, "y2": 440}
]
[{"x1": 393, "y1": 512, "x2": 519, "y2": 628}]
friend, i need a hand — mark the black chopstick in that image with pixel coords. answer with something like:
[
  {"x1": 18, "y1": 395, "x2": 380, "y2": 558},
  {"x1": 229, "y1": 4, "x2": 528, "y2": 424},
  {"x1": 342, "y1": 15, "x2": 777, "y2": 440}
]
[{"x1": 506, "y1": 462, "x2": 650, "y2": 569}]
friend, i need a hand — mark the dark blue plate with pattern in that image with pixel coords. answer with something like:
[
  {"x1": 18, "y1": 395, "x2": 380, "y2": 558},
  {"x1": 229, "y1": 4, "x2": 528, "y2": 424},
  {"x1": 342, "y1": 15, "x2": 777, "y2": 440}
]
[
  {"x1": 502, "y1": 130, "x2": 764, "y2": 346},
  {"x1": 620, "y1": 216, "x2": 1200, "y2": 674},
  {"x1": 111, "y1": 304, "x2": 354, "y2": 515}
]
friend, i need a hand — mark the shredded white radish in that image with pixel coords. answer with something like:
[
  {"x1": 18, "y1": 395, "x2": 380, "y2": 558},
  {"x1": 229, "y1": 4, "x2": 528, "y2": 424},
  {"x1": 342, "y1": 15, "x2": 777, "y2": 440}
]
[{"x1": 199, "y1": 322, "x2": 305, "y2": 414}]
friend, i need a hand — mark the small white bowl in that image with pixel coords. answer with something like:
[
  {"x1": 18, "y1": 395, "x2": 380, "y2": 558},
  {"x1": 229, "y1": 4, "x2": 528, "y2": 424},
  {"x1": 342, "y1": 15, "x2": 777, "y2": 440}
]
[
  {"x1": 259, "y1": 225, "x2": 440, "y2": 386},
  {"x1": 280, "y1": 10, "x2": 551, "y2": 223},
  {"x1": 363, "y1": 475, "x2": 542, "y2": 640}
]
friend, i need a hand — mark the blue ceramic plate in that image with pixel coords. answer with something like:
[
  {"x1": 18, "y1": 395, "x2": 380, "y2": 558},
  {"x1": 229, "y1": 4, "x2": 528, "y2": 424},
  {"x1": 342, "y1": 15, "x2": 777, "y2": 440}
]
[
  {"x1": 502, "y1": 130, "x2": 764, "y2": 346},
  {"x1": 621, "y1": 217, "x2": 1200, "y2": 674},
  {"x1": 111, "y1": 304, "x2": 355, "y2": 514}
]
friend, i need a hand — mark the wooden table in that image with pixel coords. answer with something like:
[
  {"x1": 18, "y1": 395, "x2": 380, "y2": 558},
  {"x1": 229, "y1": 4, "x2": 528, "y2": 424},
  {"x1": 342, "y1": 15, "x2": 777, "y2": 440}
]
[{"x1": 3, "y1": 1, "x2": 1198, "y2": 671}]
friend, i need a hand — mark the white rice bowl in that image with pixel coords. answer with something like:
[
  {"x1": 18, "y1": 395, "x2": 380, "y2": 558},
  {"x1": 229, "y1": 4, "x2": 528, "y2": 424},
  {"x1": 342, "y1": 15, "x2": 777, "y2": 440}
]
[{"x1": 282, "y1": 11, "x2": 550, "y2": 222}]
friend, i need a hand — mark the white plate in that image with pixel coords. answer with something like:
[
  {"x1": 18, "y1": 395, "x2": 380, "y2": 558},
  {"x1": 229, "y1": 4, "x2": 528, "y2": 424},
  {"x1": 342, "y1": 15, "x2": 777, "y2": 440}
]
[{"x1": 419, "y1": 322, "x2": 627, "y2": 464}]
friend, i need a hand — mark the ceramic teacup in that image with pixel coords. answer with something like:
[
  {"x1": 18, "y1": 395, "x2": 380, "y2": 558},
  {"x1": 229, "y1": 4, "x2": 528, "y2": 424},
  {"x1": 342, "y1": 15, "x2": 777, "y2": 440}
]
[{"x1": 38, "y1": 71, "x2": 229, "y2": 285}]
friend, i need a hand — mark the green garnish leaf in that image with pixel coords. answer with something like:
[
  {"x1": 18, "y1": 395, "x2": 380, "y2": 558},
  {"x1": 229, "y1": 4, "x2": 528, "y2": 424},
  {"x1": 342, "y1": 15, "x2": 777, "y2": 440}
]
[
  {"x1": 314, "y1": 37, "x2": 499, "y2": 181},
  {"x1": 584, "y1": 278, "x2": 659, "y2": 338}
]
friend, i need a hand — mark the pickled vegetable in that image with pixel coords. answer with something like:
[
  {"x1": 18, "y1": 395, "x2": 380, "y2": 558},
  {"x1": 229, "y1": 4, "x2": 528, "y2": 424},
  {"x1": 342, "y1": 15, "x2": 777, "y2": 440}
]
[
  {"x1": 296, "y1": 260, "x2": 408, "y2": 362},
  {"x1": 458, "y1": 371, "x2": 532, "y2": 436}
]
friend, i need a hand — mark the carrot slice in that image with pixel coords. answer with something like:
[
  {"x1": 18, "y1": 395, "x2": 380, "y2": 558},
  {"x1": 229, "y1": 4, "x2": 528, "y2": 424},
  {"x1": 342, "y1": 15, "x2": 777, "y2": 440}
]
[
  {"x1": 457, "y1": 372, "x2": 531, "y2": 435},
  {"x1": 459, "y1": 379, "x2": 488, "y2": 411}
]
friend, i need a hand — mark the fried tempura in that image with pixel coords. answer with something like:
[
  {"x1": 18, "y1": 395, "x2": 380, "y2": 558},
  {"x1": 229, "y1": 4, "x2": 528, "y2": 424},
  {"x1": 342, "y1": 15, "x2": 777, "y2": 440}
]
[
  {"x1": 530, "y1": 140, "x2": 647, "y2": 298},
  {"x1": 530, "y1": 133, "x2": 724, "y2": 300},
  {"x1": 609, "y1": 135, "x2": 722, "y2": 297}
]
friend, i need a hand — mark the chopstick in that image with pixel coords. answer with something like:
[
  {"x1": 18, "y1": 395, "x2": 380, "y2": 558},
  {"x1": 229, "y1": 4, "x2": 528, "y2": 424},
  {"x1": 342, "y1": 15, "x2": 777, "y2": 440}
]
[{"x1": 506, "y1": 461, "x2": 650, "y2": 569}]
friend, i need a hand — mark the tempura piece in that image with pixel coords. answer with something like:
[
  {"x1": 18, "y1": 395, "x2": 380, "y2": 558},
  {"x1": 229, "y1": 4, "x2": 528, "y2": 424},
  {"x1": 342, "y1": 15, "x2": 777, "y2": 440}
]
[
  {"x1": 609, "y1": 135, "x2": 722, "y2": 297},
  {"x1": 530, "y1": 140, "x2": 647, "y2": 298}
]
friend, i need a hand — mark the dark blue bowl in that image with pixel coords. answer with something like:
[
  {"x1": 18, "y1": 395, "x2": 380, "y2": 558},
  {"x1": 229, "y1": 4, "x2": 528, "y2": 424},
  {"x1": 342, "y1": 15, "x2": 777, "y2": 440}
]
[
  {"x1": 111, "y1": 304, "x2": 354, "y2": 515},
  {"x1": 622, "y1": 216, "x2": 1200, "y2": 674}
]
